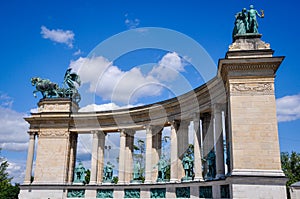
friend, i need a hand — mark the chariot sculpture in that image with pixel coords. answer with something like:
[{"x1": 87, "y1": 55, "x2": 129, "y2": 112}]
[{"x1": 31, "y1": 68, "x2": 81, "y2": 103}]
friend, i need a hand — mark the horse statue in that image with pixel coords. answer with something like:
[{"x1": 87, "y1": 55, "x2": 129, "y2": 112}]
[
  {"x1": 31, "y1": 68, "x2": 81, "y2": 103},
  {"x1": 31, "y1": 77, "x2": 59, "y2": 98}
]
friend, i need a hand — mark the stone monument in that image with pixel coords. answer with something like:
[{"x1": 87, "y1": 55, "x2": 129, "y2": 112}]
[{"x1": 19, "y1": 6, "x2": 288, "y2": 198}]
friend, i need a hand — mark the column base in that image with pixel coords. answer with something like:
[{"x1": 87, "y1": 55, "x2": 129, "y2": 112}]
[
  {"x1": 144, "y1": 180, "x2": 152, "y2": 184},
  {"x1": 170, "y1": 179, "x2": 180, "y2": 183},
  {"x1": 216, "y1": 174, "x2": 225, "y2": 179},
  {"x1": 193, "y1": 177, "x2": 204, "y2": 181},
  {"x1": 23, "y1": 181, "x2": 31, "y2": 185}
]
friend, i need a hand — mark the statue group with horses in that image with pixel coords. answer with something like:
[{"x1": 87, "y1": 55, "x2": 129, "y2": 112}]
[{"x1": 31, "y1": 68, "x2": 81, "y2": 103}]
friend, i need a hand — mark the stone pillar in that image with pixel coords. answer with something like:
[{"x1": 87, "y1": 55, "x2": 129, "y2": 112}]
[
  {"x1": 90, "y1": 131, "x2": 101, "y2": 184},
  {"x1": 202, "y1": 113, "x2": 214, "y2": 158},
  {"x1": 193, "y1": 113, "x2": 203, "y2": 181},
  {"x1": 67, "y1": 133, "x2": 77, "y2": 183},
  {"x1": 97, "y1": 131, "x2": 106, "y2": 184},
  {"x1": 152, "y1": 127, "x2": 162, "y2": 181},
  {"x1": 214, "y1": 104, "x2": 225, "y2": 179},
  {"x1": 24, "y1": 131, "x2": 36, "y2": 184},
  {"x1": 125, "y1": 130, "x2": 134, "y2": 182},
  {"x1": 201, "y1": 112, "x2": 213, "y2": 178},
  {"x1": 118, "y1": 130, "x2": 126, "y2": 184},
  {"x1": 145, "y1": 126, "x2": 153, "y2": 183},
  {"x1": 177, "y1": 121, "x2": 190, "y2": 180},
  {"x1": 170, "y1": 121, "x2": 179, "y2": 182},
  {"x1": 144, "y1": 126, "x2": 162, "y2": 183}
]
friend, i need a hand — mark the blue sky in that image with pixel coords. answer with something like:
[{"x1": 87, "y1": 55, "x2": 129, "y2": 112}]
[{"x1": 0, "y1": 0, "x2": 299, "y2": 183}]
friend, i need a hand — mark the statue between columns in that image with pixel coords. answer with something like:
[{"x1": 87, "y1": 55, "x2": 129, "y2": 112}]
[
  {"x1": 157, "y1": 155, "x2": 169, "y2": 182},
  {"x1": 203, "y1": 150, "x2": 216, "y2": 180},
  {"x1": 132, "y1": 161, "x2": 142, "y2": 183},
  {"x1": 73, "y1": 162, "x2": 87, "y2": 184},
  {"x1": 103, "y1": 162, "x2": 114, "y2": 183},
  {"x1": 181, "y1": 152, "x2": 194, "y2": 181}
]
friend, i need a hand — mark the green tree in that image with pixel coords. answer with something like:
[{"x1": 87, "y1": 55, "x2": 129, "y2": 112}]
[
  {"x1": 84, "y1": 169, "x2": 90, "y2": 184},
  {"x1": 0, "y1": 148, "x2": 20, "y2": 199},
  {"x1": 281, "y1": 151, "x2": 300, "y2": 199}
]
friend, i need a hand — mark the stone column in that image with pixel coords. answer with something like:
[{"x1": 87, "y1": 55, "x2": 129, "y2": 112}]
[
  {"x1": 24, "y1": 131, "x2": 36, "y2": 184},
  {"x1": 152, "y1": 127, "x2": 162, "y2": 181},
  {"x1": 90, "y1": 131, "x2": 99, "y2": 184},
  {"x1": 145, "y1": 126, "x2": 153, "y2": 183},
  {"x1": 202, "y1": 113, "x2": 213, "y2": 158},
  {"x1": 201, "y1": 112, "x2": 213, "y2": 178},
  {"x1": 170, "y1": 121, "x2": 179, "y2": 182},
  {"x1": 68, "y1": 133, "x2": 78, "y2": 183},
  {"x1": 193, "y1": 113, "x2": 203, "y2": 181},
  {"x1": 214, "y1": 104, "x2": 225, "y2": 179},
  {"x1": 118, "y1": 130, "x2": 126, "y2": 184},
  {"x1": 177, "y1": 121, "x2": 190, "y2": 180},
  {"x1": 125, "y1": 130, "x2": 134, "y2": 182},
  {"x1": 97, "y1": 131, "x2": 106, "y2": 183}
]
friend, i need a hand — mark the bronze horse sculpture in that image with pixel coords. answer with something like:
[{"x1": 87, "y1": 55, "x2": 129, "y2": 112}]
[
  {"x1": 31, "y1": 77, "x2": 60, "y2": 98},
  {"x1": 31, "y1": 69, "x2": 81, "y2": 103}
]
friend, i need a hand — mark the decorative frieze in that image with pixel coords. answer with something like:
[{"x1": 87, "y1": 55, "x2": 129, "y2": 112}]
[
  {"x1": 38, "y1": 129, "x2": 69, "y2": 138},
  {"x1": 230, "y1": 82, "x2": 274, "y2": 96}
]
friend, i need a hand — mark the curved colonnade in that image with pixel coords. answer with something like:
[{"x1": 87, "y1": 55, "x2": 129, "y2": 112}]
[{"x1": 19, "y1": 35, "x2": 287, "y2": 199}]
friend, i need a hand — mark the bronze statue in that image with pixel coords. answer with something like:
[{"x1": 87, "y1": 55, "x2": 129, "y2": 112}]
[
  {"x1": 31, "y1": 77, "x2": 59, "y2": 98},
  {"x1": 31, "y1": 68, "x2": 81, "y2": 103},
  {"x1": 232, "y1": 5, "x2": 264, "y2": 38}
]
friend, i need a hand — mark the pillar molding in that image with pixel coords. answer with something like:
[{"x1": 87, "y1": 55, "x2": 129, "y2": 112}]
[
  {"x1": 214, "y1": 103, "x2": 225, "y2": 179},
  {"x1": 90, "y1": 131, "x2": 99, "y2": 184},
  {"x1": 24, "y1": 131, "x2": 36, "y2": 184},
  {"x1": 193, "y1": 113, "x2": 204, "y2": 181}
]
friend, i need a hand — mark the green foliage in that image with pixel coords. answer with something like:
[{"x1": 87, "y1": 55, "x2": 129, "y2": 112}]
[
  {"x1": 112, "y1": 176, "x2": 118, "y2": 184},
  {"x1": 281, "y1": 151, "x2": 300, "y2": 199},
  {"x1": 84, "y1": 169, "x2": 90, "y2": 184},
  {"x1": 0, "y1": 149, "x2": 20, "y2": 199}
]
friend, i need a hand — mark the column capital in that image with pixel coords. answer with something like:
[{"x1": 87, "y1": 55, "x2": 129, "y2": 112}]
[
  {"x1": 91, "y1": 130, "x2": 105, "y2": 139},
  {"x1": 169, "y1": 120, "x2": 179, "y2": 130},
  {"x1": 124, "y1": 129, "x2": 135, "y2": 137},
  {"x1": 145, "y1": 125, "x2": 162, "y2": 135},
  {"x1": 192, "y1": 112, "x2": 200, "y2": 121},
  {"x1": 28, "y1": 131, "x2": 37, "y2": 139},
  {"x1": 213, "y1": 103, "x2": 224, "y2": 113}
]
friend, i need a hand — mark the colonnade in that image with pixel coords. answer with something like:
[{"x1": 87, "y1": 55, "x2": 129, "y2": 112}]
[{"x1": 23, "y1": 104, "x2": 227, "y2": 185}]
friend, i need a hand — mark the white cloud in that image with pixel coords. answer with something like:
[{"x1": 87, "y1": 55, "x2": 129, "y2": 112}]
[
  {"x1": 7, "y1": 160, "x2": 26, "y2": 184},
  {"x1": 0, "y1": 107, "x2": 29, "y2": 151},
  {"x1": 73, "y1": 49, "x2": 83, "y2": 56},
  {"x1": 70, "y1": 56, "x2": 163, "y2": 104},
  {"x1": 124, "y1": 14, "x2": 140, "y2": 29},
  {"x1": 150, "y1": 52, "x2": 187, "y2": 82},
  {"x1": 41, "y1": 25, "x2": 75, "y2": 48},
  {"x1": 0, "y1": 92, "x2": 14, "y2": 108},
  {"x1": 79, "y1": 102, "x2": 143, "y2": 112},
  {"x1": 70, "y1": 52, "x2": 187, "y2": 104},
  {"x1": 276, "y1": 94, "x2": 300, "y2": 122}
]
